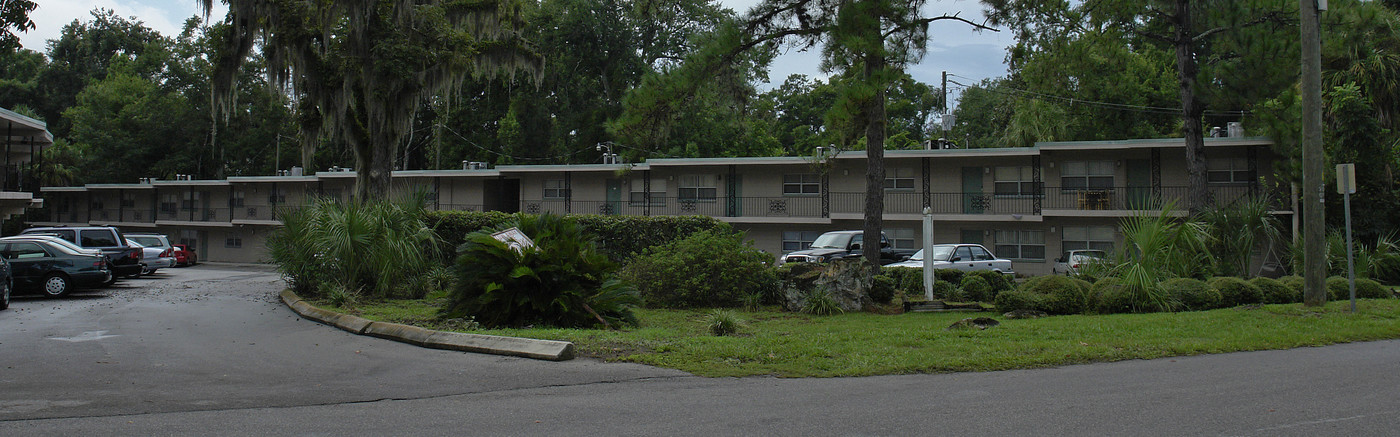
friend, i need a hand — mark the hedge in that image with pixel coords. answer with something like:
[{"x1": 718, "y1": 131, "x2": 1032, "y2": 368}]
[{"x1": 425, "y1": 211, "x2": 733, "y2": 263}]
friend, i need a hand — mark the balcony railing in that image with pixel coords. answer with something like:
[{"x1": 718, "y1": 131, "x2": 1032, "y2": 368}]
[
  {"x1": 157, "y1": 207, "x2": 232, "y2": 222},
  {"x1": 520, "y1": 196, "x2": 826, "y2": 218}
]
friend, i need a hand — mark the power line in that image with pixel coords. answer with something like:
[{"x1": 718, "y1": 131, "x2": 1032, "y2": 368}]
[
  {"x1": 440, "y1": 126, "x2": 593, "y2": 162},
  {"x1": 946, "y1": 73, "x2": 1251, "y2": 117}
]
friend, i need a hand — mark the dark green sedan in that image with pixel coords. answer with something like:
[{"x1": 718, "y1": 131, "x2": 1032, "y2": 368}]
[{"x1": 0, "y1": 240, "x2": 112, "y2": 297}]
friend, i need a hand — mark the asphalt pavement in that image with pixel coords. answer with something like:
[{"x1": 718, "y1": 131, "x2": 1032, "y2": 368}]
[{"x1": 1, "y1": 264, "x2": 1397, "y2": 435}]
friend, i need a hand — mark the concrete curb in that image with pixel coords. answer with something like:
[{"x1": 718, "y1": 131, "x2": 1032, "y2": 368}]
[{"x1": 279, "y1": 290, "x2": 575, "y2": 361}]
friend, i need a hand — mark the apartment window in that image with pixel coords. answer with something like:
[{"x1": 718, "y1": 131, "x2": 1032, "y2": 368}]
[
  {"x1": 629, "y1": 178, "x2": 666, "y2": 206},
  {"x1": 181, "y1": 191, "x2": 203, "y2": 210},
  {"x1": 678, "y1": 175, "x2": 718, "y2": 202},
  {"x1": 225, "y1": 233, "x2": 243, "y2": 249},
  {"x1": 783, "y1": 174, "x2": 821, "y2": 195},
  {"x1": 994, "y1": 166, "x2": 1038, "y2": 196},
  {"x1": 91, "y1": 200, "x2": 105, "y2": 210},
  {"x1": 995, "y1": 230, "x2": 1045, "y2": 260},
  {"x1": 120, "y1": 191, "x2": 136, "y2": 208},
  {"x1": 178, "y1": 230, "x2": 201, "y2": 252},
  {"x1": 229, "y1": 191, "x2": 245, "y2": 207},
  {"x1": 782, "y1": 230, "x2": 824, "y2": 252},
  {"x1": 543, "y1": 179, "x2": 569, "y2": 200},
  {"x1": 888, "y1": 228, "x2": 917, "y2": 250},
  {"x1": 884, "y1": 168, "x2": 915, "y2": 191},
  {"x1": 1207, "y1": 158, "x2": 1254, "y2": 184},
  {"x1": 1061, "y1": 161, "x2": 1114, "y2": 190},
  {"x1": 268, "y1": 188, "x2": 286, "y2": 204},
  {"x1": 1062, "y1": 226, "x2": 1116, "y2": 253},
  {"x1": 160, "y1": 194, "x2": 178, "y2": 213}
]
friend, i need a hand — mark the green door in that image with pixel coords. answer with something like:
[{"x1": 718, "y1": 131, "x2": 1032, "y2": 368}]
[
  {"x1": 962, "y1": 167, "x2": 985, "y2": 214},
  {"x1": 605, "y1": 179, "x2": 622, "y2": 215},
  {"x1": 1126, "y1": 159, "x2": 1151, "y2": 209}
]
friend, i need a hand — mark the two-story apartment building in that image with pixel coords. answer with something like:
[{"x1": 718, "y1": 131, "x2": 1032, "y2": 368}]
[
  {"x1": 30, "y1": 136, "x2": 1288, "y2": 276},
  {"x1": 1, "y1": 108, "x2": 52, "y2": 226}
]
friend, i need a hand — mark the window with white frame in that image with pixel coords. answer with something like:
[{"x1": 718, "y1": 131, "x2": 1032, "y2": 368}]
[
  {"x1": 181, "y1": 191, "x2": 202, "y2": 210},
  {"x1": 994, "y1": 166, "x2": 1038, "y2": 196},
  {"x1": 679, "y1": 175, "x2": 718, "y2": 201},
  {"x1": 883, "y1": 168, "x2": 915, "y2": 190},
  {"x1": 783, "y1": 173, "x2": 821, "y2": 195},
  {"x1": 160, "y1": 194, "x2": 178, "y2": 213},
  {"x1": 887, "y1": 228, "x2": 917, "y2": 250},
  {"x1": 629, "y1": 178, "x2": 666, "y2": 206},
  {"x1": 782, "y1": 230, "x2": 824, "y2": 252},
  {"x1": 229, "y1": 190, "x2": 245, "y2": 207},
  {"x1": 1207, "y1": 157, "x2": 1254, "y2": 184},
  {"x1": 1060, "y1": 161, "x2": 1114, "y2": 190},
  {"x1": 543, "y1": 179, "x2": 569, "y2": 200},
  {"x1": 995, "y1": 230, "x2": 1045, "y2": 260},
  {"x1": 225, "y1": 232, "x2": 243, "y2": 249},
  {"x1": 1062, "y1": 226, "x2": 1116, "y2": 254}
]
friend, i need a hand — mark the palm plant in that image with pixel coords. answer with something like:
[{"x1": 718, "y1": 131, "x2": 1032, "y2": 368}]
[
  {"x1": 1197, "y1": 195, "x2": 1283, "y2": 278},
  {"x1": 266, "y1": 196, "x2": 440, "y2": 299},
  {"x1": 1104, "y1": 202, "x2": 1213, "y2": 311}
]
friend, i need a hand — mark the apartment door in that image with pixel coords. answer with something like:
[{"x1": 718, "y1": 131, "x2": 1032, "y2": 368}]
[
  {"x1": 960, "y1": 229, "x2": 984, "y2": 245},
  {"x1": 1126, "y1": 159, "x2": 1151, "y2": 209},
  {"x1": 483, "y1": 179, "x2": 520, "y2": 213},
  {"x1": 605, "y1": 179, "x2": 622, "y2": 215},
  {"x1": 962, "y1": 167, "x2": 984, "y2": 214}
]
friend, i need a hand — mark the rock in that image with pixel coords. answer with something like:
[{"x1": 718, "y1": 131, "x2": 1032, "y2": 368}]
[
  {"x1": 1002, "y1": 309, "x2": 1048, "y2": 319},
  {"x1": 946, "y1": 317, "x2": 1001, "y2": 331},
  {"x1": 781, "y1": 258, "x2": 876, "y2": 313}
]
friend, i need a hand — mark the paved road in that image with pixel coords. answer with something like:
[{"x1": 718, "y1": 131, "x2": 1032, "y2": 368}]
[{"x1": 2, "y1": 265, "x2": 1398, "y2": 435}]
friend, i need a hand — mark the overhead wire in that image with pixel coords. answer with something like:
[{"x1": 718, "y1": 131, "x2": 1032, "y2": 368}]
[{"x1": 945, "y1": 73, "x2": 1251, "y2": 117}]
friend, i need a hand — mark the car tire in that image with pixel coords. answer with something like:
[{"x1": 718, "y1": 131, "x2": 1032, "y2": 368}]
[
  {"x1": 103, "y1": 274, "x2": 118, "y2": 287},
  {"x1": 0, "y1": 278, "x2": 10, "y2": 310},
  {"x1": 140, "y1": 264, "x2": 154, "y2": 276},
  {"x1": 42, "y1": 273, "x2": 71, "y2": 297}
]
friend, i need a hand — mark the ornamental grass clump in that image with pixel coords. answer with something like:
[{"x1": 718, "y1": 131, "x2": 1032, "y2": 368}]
[
  {"x1": 440, "y1": 213, "x2": 640, "y2": 329},
  {"x1": 705, "y1": 310, "x2": 745, "y2": 336}
]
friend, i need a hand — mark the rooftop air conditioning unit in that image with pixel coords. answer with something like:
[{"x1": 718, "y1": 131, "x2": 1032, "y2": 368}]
[
  {"x1": 468, "y1": 161, "x2": 488, "y2": 170},
  {"x1": 290, "y1": 166, "x2": 304, "y2": 176},
  {"x1": 138, "y1": 177, "x2": 154, "y2": 184},
  {"x1": 175, "y1": 174, "x2": 193, "y2": 181},
  {"x1": 1227, "y1": 122, "x2": 1244, "y2": 138}
]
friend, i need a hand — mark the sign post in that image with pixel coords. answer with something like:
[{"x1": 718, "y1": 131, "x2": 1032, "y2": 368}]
[
  {"x1": 922, "y1": 207, "x2": 935, "y2": 301},
  {"x1": 1337, "y1": 163, "x2": 1357, "y2": 312}
]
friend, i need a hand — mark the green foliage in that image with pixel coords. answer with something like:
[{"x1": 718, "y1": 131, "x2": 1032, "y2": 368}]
[
  {"x1": 1161, "y1": 278, "x2": 1221, "y2": 311},
  {"x1": 968, "y1": 270, "x2": 1014, "y2": 297},
  {"x1": 869, "y1": 274, "x2": 896, "y2": 304},
  {"x1": 801, "y1": 288, "x2": 843, "y2": 316},
  {"x1": 1210, "y1": 277, "x2": 1265, "y2": 307},
  {"x1": 1326, "y1": 277, "x2": 1393, "y2": 300},
  {"x1": 1197, "y1": 195, "x2": 1282, "y2": 278},
  {"x1": 705, "y1": 310, "x2": 745, "y2": 336},
  {"x1": 959, "y1": 275, "x2": 992, "y2": 303},
  {"x1": 425, "y1": 211, "x2": 732, "y2": 264},
  {"x1": 322, "y1": 282, "x2": 360, "y2": 309},
  {"x1": 931, "y1": 281, "x2": 959, "y2": 301},
  {"x1": 1113, "y1": 204, "x2": 1215, "y2": 281},
  {"x1": 1092, "y1": 277, "x2": 1132, "y2": 314},
  {"x1": 1279, "y1": 275, "x2": 1306, "y2": 296},
  {"x1": 620, "y1": 229, "x2": 779, "y2": 308},
  {"x1": 1021, "y1": 275, "x2": 1095, "y2": 315},
  {"x1": 1251, "y1": 277, "x2": 1299, "y2": 304},
  {"x1": 441, "y1": 214, "x2": 640, "y2": 329},
  {"x1": 267, "y1": 198, "x2": 440, "y2": 299},
  {"x1": 994, "y1": 289, "x2": 1043, "y2": 313}
]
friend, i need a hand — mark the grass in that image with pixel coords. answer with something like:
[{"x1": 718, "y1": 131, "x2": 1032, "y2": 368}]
[{"x1": 313, "y1": 297, "x2": 1400, "y2": 378}]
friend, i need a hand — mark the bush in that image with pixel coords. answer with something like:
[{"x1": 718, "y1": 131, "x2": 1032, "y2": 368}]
[
  {"x1": 960, "y1": 275, "x2": 992, "y2": 303},
  {"x1": 933, "y1": 281, "x2": 961, "y2": 301},
  {"x1": 1279, "y1": 275, "x2": 1305, "y2": 296},
  {"x1": 620, "y1": 230, "x2": 779, "y2": 308},
  {"x1": 706, "y1": 310, "x2": 745, "y2": 336},
  {"x1": 1357, "y1": 278, "x2": 1392, "y2": 299},
  {"x1": 1250, "y1": 277, "x2": 1298, "y2": 304},
  {"x1": 440, "y1": 214, "x2": 640, "y2": 329},
  {"x1": 1327, "y1": 277, "x2": 1392, "y2": 300},
  {"x1": 802, "y1": 288, "x2": 843, "y2": 315},
  {"x1": 426, "y1": 211, "x2": 730, "y2": 264},
  {"x1": 967, "y1": 270, "x2": 1014, "y2": 298},
  {"x1": 1092, "y1": 277, "x2": 1132, "y2": 314},
  {"x1": 1210, "y1": 277, "x2": 1263, "y2": 307},
  {"x1": 268, "y1": 197, "x2": 440, "y2": 299},
  {"x1": 1161, "y1": 278, "x2": 1220, "y2": 311},
  {"x1": 1021, "y1": 275, "x2": 1094, "y2": 315},
  {"x1": 870, "y1": 275, "x2": 897, "y2": 304},
  {"x1": 995, "y1": 289, "x2": 1043, "y2": 313}
]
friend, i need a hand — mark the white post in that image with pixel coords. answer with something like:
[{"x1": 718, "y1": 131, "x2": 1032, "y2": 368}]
[{"x1": 923, "y1": 207, "x2": 935, "y2": 301}]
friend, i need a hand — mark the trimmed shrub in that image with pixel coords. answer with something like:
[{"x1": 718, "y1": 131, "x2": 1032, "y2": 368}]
[
  {"x1": 425, "y1": 210, "x2": 731, "y2": 263},
  {"x1": 932, "y1": 281, "x2": 960, "y2": 301},
  {"x1": 1092, "y1": 277, "x2": 1133, "y2": 314},
  {"x1": 870, "y1": 275, "x2": 897, "y2": 304},
  {"x1": 1278, "y1": 275, "x2": 1305, "y2": 296},
  {"x1": 936, "y1": 269, "x2": 965, "y2": 286},
  {"x1": 968, "y1": 270, "x2": 1014, "y2": 297},
  {"x1": 1021, "y1": 275, "x2": 1094, "y2": 315},
  {"x1": 1251, "y1": 277, "x2": 1299, "y2": 304},
  {"x1": 1210, "y1": 277, "x2": 1264, "y2": 307},
  {"x1": 441, "y1": 214, "x2": 640, "y2": 329},
  {"x1": 621, "y1": 230, "x2": 779, "y2": 308},
  {"x1": 878, "y1": 268, "x2": 976, "y2": 299},
  {"x1": 1328, "y1": 277, "x2": 1392, "y2": 300},
  {"x1": 995, "y1": 289, "x2": 1042, "y2": 313},
  {"x1": 1161, "y1": 278, "x2": 1220, "y2": 311},
  {"x1": 960, "y1": 275, "x2": 992, "y2": 303},
  {"x1": 1357, "y1": 278, "x2": 1392, "y2": 299}
]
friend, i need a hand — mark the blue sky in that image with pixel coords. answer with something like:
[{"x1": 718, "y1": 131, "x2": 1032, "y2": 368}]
[{"x1": 19, "y1": 0, "x2": 1011, "y2": 102}]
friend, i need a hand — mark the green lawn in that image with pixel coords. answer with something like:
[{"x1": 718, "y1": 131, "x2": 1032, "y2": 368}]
[{"x1": 316, "y1": 297, "x2": 1400, "y2": 377}]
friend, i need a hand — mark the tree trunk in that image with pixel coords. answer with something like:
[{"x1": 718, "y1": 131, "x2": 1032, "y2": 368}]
[
  {"x1": 863, "y1": 53, "x2": 887, "y2": 275},
  {"x1": 1173, "y1": 0, "x2": 1209, "y2": 214}
]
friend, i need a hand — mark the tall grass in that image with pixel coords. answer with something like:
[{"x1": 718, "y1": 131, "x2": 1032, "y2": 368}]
[{"x1": 268, "y1": 196, "x2": 440, "y2": 299}]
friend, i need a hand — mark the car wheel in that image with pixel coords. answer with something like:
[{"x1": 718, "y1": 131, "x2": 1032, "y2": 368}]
[
  {"x1": 42, "y1": 274, "x2": 71, "y2": 297},
  {"x1": 140, "y1": 264, "x2": 153, "y2": 276},
  {"x1": 0, "y1": 278, "x2": 10, "y2": 310},
  {"x1": 103, "y1": 274, "x2": 118, "y2": 287}
]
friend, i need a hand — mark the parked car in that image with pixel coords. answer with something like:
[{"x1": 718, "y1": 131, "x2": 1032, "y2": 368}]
[
  {"x1": 1052, "y1": 250, "x2": 1109, "y2": 276},
  {"x1": 0, "y1": 239, "x2": 111, "y2": 297},
  {"x1": 19, "y1": 226, "x2": 142, "y2": 279},
  {"x1": 0, "y1": 257, "x2": 11, "y2": 310},
  {"x1": 171, "y1": 244, "x2": 198, "y2": 266},
  {"x1": 0, "y1": 235, "x2": 104, "y2": 256},
  {"x1": 127, "y1": 239, "x2": 175, "y2": 275},
  {"x1": 780, "y1": 230, "x2": 919, "y2": 265},
  {"x1": 886, "y1": 244, "x2": 1015, "y2": 275}
]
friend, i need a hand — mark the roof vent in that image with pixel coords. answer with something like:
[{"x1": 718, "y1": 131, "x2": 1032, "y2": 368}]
[
  {"x1": 138, "y1": 177, "x2": 155, "y2": 184},
  {"x1": 290, "y1": 166, "x2": 304, "y2": 176}
]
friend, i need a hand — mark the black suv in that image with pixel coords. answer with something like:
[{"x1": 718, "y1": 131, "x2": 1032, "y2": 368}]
[{"x1": 20, "y1": 226, "x2": 143, "y2": 279}]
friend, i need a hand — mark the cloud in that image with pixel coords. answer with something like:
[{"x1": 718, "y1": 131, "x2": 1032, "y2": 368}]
[{"x1": 18, "y1": 0, "x2": 227, "y2": 53}]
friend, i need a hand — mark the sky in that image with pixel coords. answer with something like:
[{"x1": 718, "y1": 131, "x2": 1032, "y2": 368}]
[{"x1": 16, "y1": 0, "x2": 1013, "y2": 104}]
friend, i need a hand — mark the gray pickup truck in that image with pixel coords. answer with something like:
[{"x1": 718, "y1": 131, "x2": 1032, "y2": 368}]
[
  {"x1": 780, "y1": 230, "x2": 919, "y2": 265},
  {"x1": 21, "y1": 226, "x2": 144, "y2": 279}
]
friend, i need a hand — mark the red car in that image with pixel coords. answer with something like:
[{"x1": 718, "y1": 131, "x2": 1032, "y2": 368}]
[{"x1": 172, "y1": 244, "x2": 199, "y2": 266}]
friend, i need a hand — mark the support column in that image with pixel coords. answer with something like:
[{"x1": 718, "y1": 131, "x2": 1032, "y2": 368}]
[
  {"x1": 1032, "y1": 156, "x2": 1043, "y2": 215},
  {"x1": 726, "y1": 165, "x2": 737, "y2": 217},
  {"x1": 921, "y1": 157, "x2": 931, "y2": 210},
  {"x1": 564, "y1": 172, "x2": 572, "y2": 214},
  {"x1": 643, "y1": 170, "x2": 651, "y2": 216}
]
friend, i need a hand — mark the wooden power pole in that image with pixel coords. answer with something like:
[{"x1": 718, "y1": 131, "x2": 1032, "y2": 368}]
[{"x1": 1301, "y1": 0, "x2": 1326, "y2": 306}]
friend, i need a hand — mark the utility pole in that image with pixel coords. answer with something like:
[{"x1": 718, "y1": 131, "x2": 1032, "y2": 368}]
[{"x1": 1301, "y1": 0, "x2": 1326, "y2": 306}]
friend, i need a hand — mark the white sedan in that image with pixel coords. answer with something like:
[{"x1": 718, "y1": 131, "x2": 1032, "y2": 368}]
[{"x1": 886, "y1": 244, "x2": 1015, "y2": 275}]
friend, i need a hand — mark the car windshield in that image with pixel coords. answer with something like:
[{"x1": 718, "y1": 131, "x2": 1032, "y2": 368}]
[
  {"x1": 910, "y1": 246, "x2": 957, "y2": 262},
  {"x1": 130, "y1": 236, "x2": 166, "y2": 247},
  {"x1": 1070, "y1": 250, "x2": 1107, "y2": 260},
  {"x1": 809, "y1": 233, "x2": 852, "y2": 249},
  {"x1": 126, "y1": 239, "x2": 146, "y2": 248}
]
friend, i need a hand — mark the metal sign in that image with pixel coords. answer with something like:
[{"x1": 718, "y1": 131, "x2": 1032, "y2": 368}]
[
  {"x1": 1336, "y1": 163, "x2": 1356, "y2": 194},
  {"x1": 491, "y1": 227, "x2": 536, "y2": 254}
]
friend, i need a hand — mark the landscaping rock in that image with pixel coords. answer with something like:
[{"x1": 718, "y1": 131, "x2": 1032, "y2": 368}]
[
  {"x1": 946, "y1": 317, "x2": 1001, "y2": 331},
  {"x1": 782, "y1": 259, "x2": 874, "y2": 312},
  {"x1": 1003, "y1": 309, "x2": 1048, "y2": 319}
]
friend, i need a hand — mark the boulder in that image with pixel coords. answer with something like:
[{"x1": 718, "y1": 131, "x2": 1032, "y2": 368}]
[
  {"x1": 782, "y1": 259, "x2": 874, "y2": 312},
  {"x1": 946, "y1": 317, "x2": 1001, "y2": 331}
]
